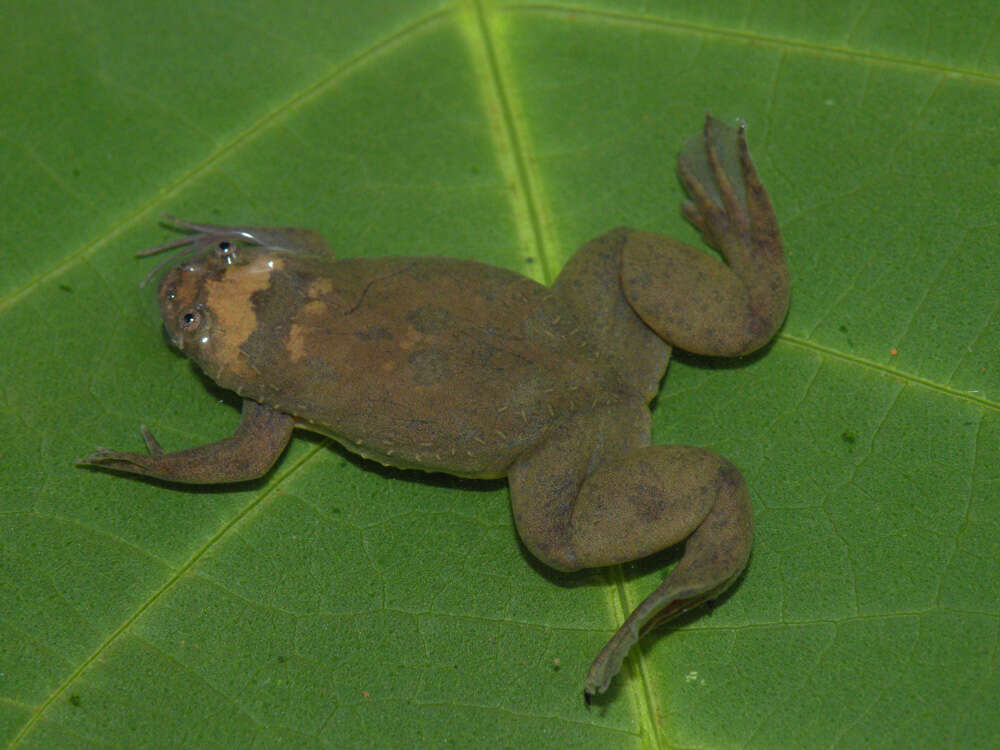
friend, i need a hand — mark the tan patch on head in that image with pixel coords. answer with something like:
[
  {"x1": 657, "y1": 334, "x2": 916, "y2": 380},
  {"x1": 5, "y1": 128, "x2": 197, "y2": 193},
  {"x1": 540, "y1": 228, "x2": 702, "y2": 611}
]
[
  {"x1": 286, "y1": 323, "x2": 307, "y2": 363},
  {"x1": 308, "y1": 278, "x2": 334, "y2": 297},
  {"x1": 301, "y1": 299, "x2": 328, "y2": 318},
  {"x1": 202, "y1": 256, "x2": 283, "y2": 377},
  {"x1": 285, "y1": 299, "x2": 328, "y2": 363}
]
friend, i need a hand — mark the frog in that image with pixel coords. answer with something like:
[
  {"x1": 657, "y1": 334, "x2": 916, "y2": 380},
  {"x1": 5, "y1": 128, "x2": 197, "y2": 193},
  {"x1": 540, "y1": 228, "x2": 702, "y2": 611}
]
[{"x1": 78, "y1": 115, "x2": 789, "y2": 700}]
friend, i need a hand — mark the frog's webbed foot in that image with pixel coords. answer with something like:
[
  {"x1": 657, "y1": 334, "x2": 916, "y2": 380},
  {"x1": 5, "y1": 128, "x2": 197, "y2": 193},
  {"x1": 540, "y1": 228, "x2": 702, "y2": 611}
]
[
  {"x1": 507, "y1": 401, "x2": 753, "y2": 701},
  {"x1": 76, "y1": 399, "x2": 294, "y2": 484},
  {"x1": 137, "y1": 215, "x2": 333, "y2": 286},
  {"x1": 677, "y1": 116, "x2": 755, "y2": 255},
  {"x1": 619, "y1": 114, "x2": 790, "y2": 357}
]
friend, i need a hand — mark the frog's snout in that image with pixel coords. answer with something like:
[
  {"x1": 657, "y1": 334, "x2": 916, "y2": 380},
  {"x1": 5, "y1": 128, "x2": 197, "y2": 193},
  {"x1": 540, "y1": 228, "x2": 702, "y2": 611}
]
[
  {"x1": 157, "y1": 263, "x2": 201, "y2": 349},
  {"x1": 157, "y1": 267, "x2": 181, "y2": 334}
]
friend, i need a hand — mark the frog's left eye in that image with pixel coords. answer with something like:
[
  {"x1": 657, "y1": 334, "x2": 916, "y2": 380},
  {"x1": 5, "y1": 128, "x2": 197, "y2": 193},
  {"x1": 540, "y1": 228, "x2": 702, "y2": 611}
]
[
  {"x1": 214, "y1": 240, "x2": 241, "y2": 266},
  {"x1": 179, "y1": 307, "x2": 204, "y2": 332}
]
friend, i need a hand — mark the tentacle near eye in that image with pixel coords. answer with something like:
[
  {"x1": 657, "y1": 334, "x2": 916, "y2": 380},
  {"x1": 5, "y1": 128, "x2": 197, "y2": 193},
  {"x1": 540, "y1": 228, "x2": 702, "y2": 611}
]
[{"x1": 137, "y1": 216, "x2": 256, "y2": 287}]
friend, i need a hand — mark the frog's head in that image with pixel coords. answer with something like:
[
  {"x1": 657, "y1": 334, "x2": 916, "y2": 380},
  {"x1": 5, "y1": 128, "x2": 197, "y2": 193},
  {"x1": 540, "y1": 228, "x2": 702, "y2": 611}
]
[{"x1": 153, "y1": 235, "x2": 285, "y2": 385}]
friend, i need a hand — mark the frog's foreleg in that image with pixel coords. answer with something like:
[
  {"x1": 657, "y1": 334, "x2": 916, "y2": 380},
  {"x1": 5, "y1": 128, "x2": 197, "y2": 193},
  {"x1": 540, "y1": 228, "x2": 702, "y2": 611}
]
[
  {"x1": 508, "y1": 401, "x2": 752, "y2": 701},
  {"x1": 77, "y1": 399, "x2": 294, "y2": 484},
  {"x1": 620, "y1": 115, "x2": 790, "y2": 356}
]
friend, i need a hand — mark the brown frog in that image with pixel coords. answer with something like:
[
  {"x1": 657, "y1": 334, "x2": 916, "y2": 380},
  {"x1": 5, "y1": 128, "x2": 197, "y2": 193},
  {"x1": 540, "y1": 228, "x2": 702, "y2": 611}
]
[{"x1": 79, "y1": 116, "x2": 789, "y2": 700}]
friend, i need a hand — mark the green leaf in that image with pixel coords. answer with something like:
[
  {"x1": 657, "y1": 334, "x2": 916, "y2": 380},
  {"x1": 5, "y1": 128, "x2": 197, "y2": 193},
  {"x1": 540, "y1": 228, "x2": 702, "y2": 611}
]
[{"x1": 2, "y1": 1, "x2": 997, "y2": 747}]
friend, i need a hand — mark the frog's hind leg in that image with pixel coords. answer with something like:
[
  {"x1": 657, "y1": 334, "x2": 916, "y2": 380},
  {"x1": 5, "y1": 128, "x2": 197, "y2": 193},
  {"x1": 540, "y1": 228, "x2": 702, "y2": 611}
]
[
  {"x1": 620, "y1": 115, "x2": 790, "y2": 357},
  {"x1": 577, "y1": 451, "x2": 751, "y2": 700},
  {"x1": 507, "y1": 400, "x2": 752, "y2": 699}
]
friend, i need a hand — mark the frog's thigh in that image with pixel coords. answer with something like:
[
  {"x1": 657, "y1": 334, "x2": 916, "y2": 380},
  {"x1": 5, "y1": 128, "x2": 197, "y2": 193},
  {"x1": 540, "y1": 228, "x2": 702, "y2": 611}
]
[
  {"x1": 571, "y1": 444, "x2": 750, "y2": 568},
  {"x1": 508, "y1": 400, "x2": 751, "y2": 577},
  {"x1": 620, "y1": 231, "x2": 768, "y2": 357}
]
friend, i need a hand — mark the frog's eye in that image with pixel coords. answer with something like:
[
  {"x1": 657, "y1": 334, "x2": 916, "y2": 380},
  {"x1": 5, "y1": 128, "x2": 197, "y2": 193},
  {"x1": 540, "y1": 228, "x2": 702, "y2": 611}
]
[
  {"x1": 179, "y1": 308, "x2": 203, "y2": 331},
  {"x1": 176, "y1": 306, "x2": 212, "y2": 346},
  {"x1": 214, "y1": 240, "x2": 241, "y2": 266}
]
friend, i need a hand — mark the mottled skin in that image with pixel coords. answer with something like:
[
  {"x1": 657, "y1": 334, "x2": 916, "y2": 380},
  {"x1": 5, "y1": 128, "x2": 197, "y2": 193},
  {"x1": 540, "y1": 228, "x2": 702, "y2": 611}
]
[{"x1": 79, "y1": 116, "x2": 789, "y2": 699}]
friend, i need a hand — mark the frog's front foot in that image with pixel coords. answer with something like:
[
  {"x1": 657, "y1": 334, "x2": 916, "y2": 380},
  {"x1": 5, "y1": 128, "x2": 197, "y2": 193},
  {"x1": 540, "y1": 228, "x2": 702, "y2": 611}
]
[
  {"x1": 77, "y1": 400, "x2": 295, "y2": 484},
  {"x1": 78, "y1": 424, "x2": 167, "y2": 476}
]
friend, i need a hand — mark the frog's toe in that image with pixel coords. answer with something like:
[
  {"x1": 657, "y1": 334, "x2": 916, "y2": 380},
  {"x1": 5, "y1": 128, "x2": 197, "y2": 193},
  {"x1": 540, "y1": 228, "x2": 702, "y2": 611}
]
[
  {"x1": 680, "y1": 198, "x2": 710, "y2": 240},
  {"x1": 139, "y1": 425, "x2": 165, "y2": 455},
  {"x1": 76, "y1": 447, "x2": 110, "y2": 465},
  {"x1": 77, "y1": 448, "x2": 152, "y2": 474}
]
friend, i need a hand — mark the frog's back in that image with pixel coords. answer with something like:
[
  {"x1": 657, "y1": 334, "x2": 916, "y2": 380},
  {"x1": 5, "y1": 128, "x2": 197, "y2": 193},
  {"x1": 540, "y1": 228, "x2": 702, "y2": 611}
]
[{"x1": 229, "y1": 256, "x2": 608, "y2": 477}]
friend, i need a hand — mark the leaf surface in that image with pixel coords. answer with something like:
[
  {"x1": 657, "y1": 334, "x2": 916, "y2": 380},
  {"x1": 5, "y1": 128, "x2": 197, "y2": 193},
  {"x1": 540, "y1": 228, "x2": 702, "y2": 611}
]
[{"x1": 2, "y1": 1, "x2": 998, "y2": 747}]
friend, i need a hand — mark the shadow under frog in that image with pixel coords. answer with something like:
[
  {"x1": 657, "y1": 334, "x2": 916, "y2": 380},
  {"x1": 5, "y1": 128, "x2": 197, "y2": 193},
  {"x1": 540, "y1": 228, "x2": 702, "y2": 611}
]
[{"x1": 79, "y1": 115, "x2": 790, "y2": 700}]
